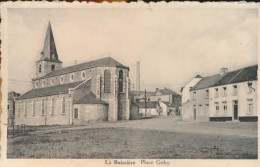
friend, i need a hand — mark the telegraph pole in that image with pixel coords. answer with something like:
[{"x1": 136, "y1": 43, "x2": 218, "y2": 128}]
[{"x1": 145, "y1": 89, "x2": 147, "y2": 117}]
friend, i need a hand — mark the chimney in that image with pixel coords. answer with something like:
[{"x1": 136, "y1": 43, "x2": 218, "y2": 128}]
[
  {"x1": 136, "y1": 61, "x2": 140, "y2": 91},
  {"x1": 220, "y1": 67, "x2": 228, "y2": 76}
]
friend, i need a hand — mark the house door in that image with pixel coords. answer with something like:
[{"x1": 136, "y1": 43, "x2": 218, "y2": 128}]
[
  {"x1": 233, "y1": 101, "x2": 238, "y2": 120},
  {"x1": 193, "y1": 106, "x2": 196, "y2": 120}
]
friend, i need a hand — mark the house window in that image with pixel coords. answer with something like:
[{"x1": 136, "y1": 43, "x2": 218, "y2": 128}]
[
  {"x1": 51, "y1": 98, "x2": 55, "y2": 115},
  {"x1": 215, "y1": 102, "x2": 219, "y2": 115},
  {"x1": 205, "y1": 90, "x2": 209, "y2": 98},
  {"x1": 81, "y1": 71, "x2": 86, "y2": 79},
  {"x1": 215, "y1": 88, "x2": 219, "y2": 98},
  {"x1": 104, "y1": 70, "x2": 111, "y2": 93},
  {"x1": 222, "y1": 101, "x2": 227, "y2": 115},
  {"x1": 51, "y1": 65, "x2": 55, "y2": 71},
  {"x1": 70, "y1": 74, "x2": 74, "y2": 81},
  {"x1": 223, "y1": 87, "x2": 227, "y2": 97},
  {"x1": 119, "y1": 70, "x2": 124, "y2": 93},
  {"x1": 32, "y1": 100, "x2": 35, "y2": 116},
  {"x1": 60, "y1": 76, "x2": 64, "y2": 83},
  {"x1": 248, "y1": 83, "x2": 253, "y2": 94},
  {"x1": 205, "y1": 104, "x2": 209, "y2": 114},
  {"x1": 233, "y1": 85, "x2": 237, "y2": 96},
  {"x1": 247, "y1": 99, "x2": 253, "y2": 114},
  {"x1": 41, "y1": 99, "x2": 45, "y2": 115},
  {"x1": 199, "y1": 105, "x2": 202, "y2": 115},
  {"x1": 39, "y1": 64, "x2": 42, "y2": 73},
  {"x1": 74, "y1": 108, "x2": 79, "y2": 119},
  {"x1": 62, "y1": 97, "x2": 65, "y2": 114},
  {"x1": 193, "y1": 92, "x2": 196, "y2": 100}
]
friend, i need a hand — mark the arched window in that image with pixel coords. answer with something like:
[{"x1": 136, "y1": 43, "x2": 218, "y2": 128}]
[
  {"x1": 104, "y1": 70, "x2": 111, "y2": 93},
  {"x1": 51, "y1": 98, "x2": 55, "y2": 114},
  {"x1": 41, "y1": 99, "x2": 45, "y2": 115},
  {"x1": 24, "y1": 101, "x2": 27, "y2": 116},
  {"x1": 70, "y1": 74, "x2": 74, "y2": 81},
  {"x1": 51, "y1": 65, "x2": 55, "y2": 71},
  {"x1": 32, "y1": 100, "x2": 35, "y2": 116},
  {"x1": 119, "y1": 70, "x2": 123, "y2": 93},
  {"x1": 39, "y1": 65, "x2": 42, "y2": 73},
  {"x1": 62, "y1": 97, "x2": 65, "y2": 114},
  {"x1": 81, "y1": 71, "x2": 86, "y2": 79}
]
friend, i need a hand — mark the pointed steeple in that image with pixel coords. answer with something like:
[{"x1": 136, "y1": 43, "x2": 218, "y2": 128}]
[{"x1": 40, "y1": 21, "x2": 62, "y2": 63}]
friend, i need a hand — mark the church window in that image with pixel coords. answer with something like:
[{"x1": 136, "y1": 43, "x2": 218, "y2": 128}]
[
  {"x1": 32, "y1": 100, "x2": 35, "y2": 116},
  {"x1": 51, "y1": 78, "x2": 54, "y2": 85},
  {"x1": 24, "y1": 101, "x2": 27, "y2": 117},
  {"x1": 74, "y1": 108, "x2": 79, "y2": 119},
  {"x1": 104, "y1": 70, "x2": 111, "y2": 93},
  {"x1": 62, "y1": 97, "x2": 65, "y2": 114},
  {"x1": 119, "y1": 70, "x2": 124, "y2": 93},
  {"x1": 60, "y1": 76, "x2": 64, "y2": 83},
  {"x1": 81, "y1": 71, "x2": 86, "y2": 79},
  {"x1": 39, "y1": 65, "x2": 42, "y2": 73},
  {"x1": 41, "y1": 99, "x2": 45, "y2": 115},
  {"x1": 51, "y1": 98, "x2": 55, "y2": 115},
  {"x1": 51, "y1": 65, "x2": 55, "y2": 71},
  {"x1": 70, "y1": 74, "x2": 74, "y2": 81}
]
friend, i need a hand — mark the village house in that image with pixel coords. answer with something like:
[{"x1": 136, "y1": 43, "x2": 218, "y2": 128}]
[
  {"x1": 181, "y1": 65, "x2": 258, "y2": 122},
  {"x1": 209, "y1": 65, "x2": 258, "y2": 122},
  {"x1": 8, "y1": 91, "x2": 20, "y2": 126},
  {"x1": 138, "y1": 101, "x2": 161, "y2": 117},
  {"x1": 15, "y1": 22, "x2": 131, "y2": 125}
]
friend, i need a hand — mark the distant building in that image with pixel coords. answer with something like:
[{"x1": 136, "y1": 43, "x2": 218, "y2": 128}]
[
  {"x1": 138, "y1": 101, "x2": 161, "y2": 117},
  {"x1": 8, "y1": 91, "x2": 20, "y2": 126},
  {"x1": 181, "y1": 65, "x2": 258, "y2": 122},
  {"x1": 15, "y1": 22, "x2": 130, "y2": 125}
]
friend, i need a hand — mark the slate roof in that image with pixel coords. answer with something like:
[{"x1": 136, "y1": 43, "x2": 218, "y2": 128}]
[
  {"x1": 39, "y1": 22, "x2": 62, "y2": 63},
  {"x1": 161, "y1": 101, "x2": 176, "y2": 107},
  {"x1": 155, "y1": 88, "x2": 180, "y2": 96},
  {"x1": 74, "y1": 92, "x2": 108, "y2": 105},
  {"x1": 17, "y1": 81, "x2": 84, "y2": 100},
  {"x1": 190, "y1": 74, "x2": 222, "y2": 91},
  {"x1": 33, "y1": 57, "x2": 129, "y2": 81},
  {"x1": 213, "y1": 65, "x2": 258, "y2": 87},
  {"x1": 138, "y1": 101, "x2": 159, "y2": 109}
]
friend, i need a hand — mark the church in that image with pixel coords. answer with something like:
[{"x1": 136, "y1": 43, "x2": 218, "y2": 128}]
[{"x1": 15, "y1": 22, "x2": 130, "y2": 125}]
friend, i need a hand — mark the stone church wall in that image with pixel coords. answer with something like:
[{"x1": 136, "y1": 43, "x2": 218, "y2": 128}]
[{"x1": 72, "y1": 104, "x2": 108, "y2": 124}]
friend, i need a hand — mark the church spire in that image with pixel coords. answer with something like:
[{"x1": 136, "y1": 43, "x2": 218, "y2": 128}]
[{"x1": 40, "y1": 21, "x2": 62, "y2": 63}]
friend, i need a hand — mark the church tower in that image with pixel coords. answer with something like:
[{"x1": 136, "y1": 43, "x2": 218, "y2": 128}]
[{"x1": 36, "y1": 22, "x2": 62, "y2": 78}]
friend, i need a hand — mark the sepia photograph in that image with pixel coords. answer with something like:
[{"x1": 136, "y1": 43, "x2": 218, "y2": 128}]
[{"x1": 1, "y1": 2, "x2": 258, "y2": 165}]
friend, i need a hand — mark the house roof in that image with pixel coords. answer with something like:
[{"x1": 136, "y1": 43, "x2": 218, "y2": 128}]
[
  {"x1": 160, "y1": 101, "x2": 176, "y2": 107},
  {"x1": 190, "y1": 74, "x2": 222, "y2": 91},
  {"x1": 33, "y1": 57, "x2": 129, "y2": 81},
  {"x1": 17, "y1": 81, "x2": 84, "y2": 100},
  {"x1": 213, "y1": 65, "x2": 258, "y2": 87},
  {"x1": 74, "y1": 92, "x2": 108, "y2": 105},
  {"x1": 138, "y1": 101, "x2": 159, "y2": 108},
  {"x1": 8, "y1": 91, "x2": 20, "y2": 100},
  {"x1": 155, "y1": 88, "x2": 180, "y2": 96}
]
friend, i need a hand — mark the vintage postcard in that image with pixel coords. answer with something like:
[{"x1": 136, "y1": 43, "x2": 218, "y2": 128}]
[{"x1": 0, "y1": 2, "x2": 259, "y2": 167}]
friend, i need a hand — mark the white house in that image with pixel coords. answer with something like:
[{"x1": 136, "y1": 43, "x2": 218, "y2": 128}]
[{"x1": 209, "y1": 65, "x2": 258, "y2": 122}]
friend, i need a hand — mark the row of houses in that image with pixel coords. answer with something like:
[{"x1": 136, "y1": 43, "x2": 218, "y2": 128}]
[
  {"x1": 181, "y1": 65, "x2": 258, "y2": 122},
  {"x1": 130, "y1": 88, "x2": 182, "y2": 117}
]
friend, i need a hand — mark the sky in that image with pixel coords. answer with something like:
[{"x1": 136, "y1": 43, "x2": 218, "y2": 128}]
[{"x1": 7, "y1": 7, "x2": 258, "y2": 94}]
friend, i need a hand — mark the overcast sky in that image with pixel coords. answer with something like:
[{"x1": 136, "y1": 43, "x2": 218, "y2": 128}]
[{"x1": 7, "y1": 7, "x2": 258, "y2": 94}]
